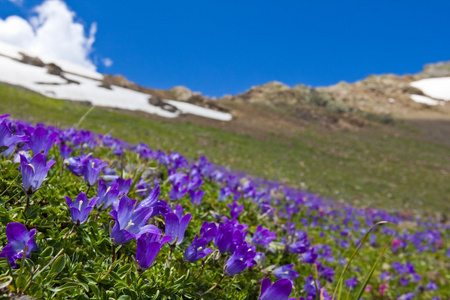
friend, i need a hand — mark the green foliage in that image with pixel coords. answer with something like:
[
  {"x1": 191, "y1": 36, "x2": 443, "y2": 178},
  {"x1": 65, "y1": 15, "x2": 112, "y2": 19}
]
[{"x1": 0, "y1": 135, "x2": 447, "y2": 299}]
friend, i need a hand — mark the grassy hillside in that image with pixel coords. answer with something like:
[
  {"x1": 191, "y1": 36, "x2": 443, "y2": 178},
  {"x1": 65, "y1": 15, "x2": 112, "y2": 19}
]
[{"x1": 1, "y1": 83, "x2": 449, "y2": 213}]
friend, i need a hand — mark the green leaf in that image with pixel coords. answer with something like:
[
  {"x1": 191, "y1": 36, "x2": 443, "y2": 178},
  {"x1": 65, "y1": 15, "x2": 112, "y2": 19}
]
[
  {"x1": 49, "y1": 282, "x2": 83, "y2": 293},
  {"x1": 49, "y1": 255, "x2": 66, "y2": 275}
]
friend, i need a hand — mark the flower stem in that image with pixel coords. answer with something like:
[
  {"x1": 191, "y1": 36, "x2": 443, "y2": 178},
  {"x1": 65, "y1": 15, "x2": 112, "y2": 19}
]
[
  {"x1": 64, "y1": 224, "x2": 77, "y2": 239},
  {"x1": 167, "y1": 243, "x2": 176, "y2": 269},
  {"x1": 23, "y1": 193, "x2": 32, "y2": 213},
  {"x1": 6, "y1": 259, "x2": 17, "y2": 293},
  {"x1": 100, "y1": 244, "x2": 117, "y2": 280},
  {"x1": 203, "y1": 274, "x2": 225, "y2": 295}
]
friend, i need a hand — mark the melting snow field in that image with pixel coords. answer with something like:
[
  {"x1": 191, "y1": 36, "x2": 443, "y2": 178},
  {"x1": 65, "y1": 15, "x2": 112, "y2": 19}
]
[
  {"x1": 0, "y1": 41, "x2": 232, "y2": 121},
  {"x1": 410, "y1": 95, "x2": 444, "y2": 106},
  {"x1": 410, "y1": 77, "x2": 450, "y2": 105}
]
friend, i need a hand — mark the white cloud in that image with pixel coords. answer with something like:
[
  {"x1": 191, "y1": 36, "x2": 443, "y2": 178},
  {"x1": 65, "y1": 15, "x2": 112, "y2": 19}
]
[
  {"x1": 0, "y1": 0, "x2": 98, "y2": 70},
  {"x1": 102, "y1": 57, "x2": 113, "y2": 67}
]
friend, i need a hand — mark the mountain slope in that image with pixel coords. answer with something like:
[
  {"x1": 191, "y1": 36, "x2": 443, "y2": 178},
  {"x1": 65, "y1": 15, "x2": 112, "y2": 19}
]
[{"x1": 1, "y1": 83, "x2": 449, "y2": 216}]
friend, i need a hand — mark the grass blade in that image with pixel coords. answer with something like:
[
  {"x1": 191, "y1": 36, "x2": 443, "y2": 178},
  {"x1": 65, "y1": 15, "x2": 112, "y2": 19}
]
[{"x1": 332, "y1": 221, "x2": 388, "y2": 299}]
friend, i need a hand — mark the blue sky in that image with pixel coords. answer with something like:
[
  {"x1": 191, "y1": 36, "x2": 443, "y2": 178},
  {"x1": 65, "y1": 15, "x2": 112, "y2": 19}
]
[{"x1": 1, "y1": 0, "x2": 450, "y2": 97}]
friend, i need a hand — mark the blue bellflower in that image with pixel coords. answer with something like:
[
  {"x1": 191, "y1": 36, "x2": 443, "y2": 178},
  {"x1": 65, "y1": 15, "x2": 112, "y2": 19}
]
[
  {"x1": 0, "y1": 120, "x2": 28, "y2": 153},
  {"x1": 136, "y1": 229, "x2": 171, "y2": 269},
  {"x1": 199, "y1": 221, "x2": 217, "y2": 244},
  {"x1": 0, "y1": 222, "x2": 38, "y2": 268},
  {"x1": 65, "y1": 192, "x2": 98, "y2": 224},
  {"x1": 96, "y1": 179, "x2": 120, "y2": 210},
  {"x1": 84, "y1": 158, "x2": 107, "y2": 186},
  {"x1": 228, "y1": 201, "x2": 244, "y2": 220},
  {"x1": 184, "y1": 235, "x2": 213, "y2": 262},
  {"x1": 164, "y1": 204, "x2": 191, "y2": 245},
  {"x1": 252, "y1": 225, "x2": 277, "y2": 248},
  {"x1": 225, "y1": 242, "x2": 256, "y2": 276},
  {"x1": 20, "y1": 153, "x2": 56, "y2": 193},
  {"x1": 189, "y1": 189, "x2": 205, "y2": 206},
  {"x1": 259, "y1": 278, "x2": 294, "y2": 300},
  {"x1": 274, "y1": 264, "x2": 299, "y2": 280},
  {"x1": 27, "y1": 126, "x2": 58, "y2": 156},
  {"x1": 109, "y1": 195, "x2": 156, "y2": 244}
]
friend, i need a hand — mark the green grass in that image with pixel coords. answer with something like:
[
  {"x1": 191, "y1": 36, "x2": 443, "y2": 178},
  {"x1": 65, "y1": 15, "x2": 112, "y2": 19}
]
[{"x1": 1, "y1": 84, "x2": 449, "y2": 213}]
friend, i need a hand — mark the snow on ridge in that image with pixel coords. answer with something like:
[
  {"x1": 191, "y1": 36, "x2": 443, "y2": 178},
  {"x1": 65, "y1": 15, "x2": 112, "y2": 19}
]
[
  {"x1": 166, "y1": 100, "x2": 232, "y2": 121},
  {"x1": 0, "y1": 40, "x2": 103, "y2": 80},
  {"x1": 410, "y1": 77, "x2": 450, "y2": 101},
  {"x1": 0, "y1": 53, "x2": 232, "y2": 121}
]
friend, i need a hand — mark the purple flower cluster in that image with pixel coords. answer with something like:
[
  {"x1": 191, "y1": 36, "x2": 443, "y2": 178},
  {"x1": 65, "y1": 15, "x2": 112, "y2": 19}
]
[{"x1": 0, "y1": 115, "x2": 447, "y2": 299}]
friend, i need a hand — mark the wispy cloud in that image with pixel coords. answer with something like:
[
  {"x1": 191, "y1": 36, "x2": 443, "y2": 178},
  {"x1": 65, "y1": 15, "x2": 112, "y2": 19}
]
[
  {"x1": 7, "y1": 0, "x2": 24, "y2": 6},
  {"x1": 102, "y1": 57, "x2": 113, "y2": 67},
  {"x1": 0, "y1": 0, "x2": 98, "y2": 70}
]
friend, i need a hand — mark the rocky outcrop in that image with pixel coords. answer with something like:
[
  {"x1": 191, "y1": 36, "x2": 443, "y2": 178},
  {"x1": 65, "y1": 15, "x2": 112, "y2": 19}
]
[
  {"x1": 170, "y1": 86, "x2": 193, "y2": 101},
  {"x1": 186, "y1": 94, "x2": 230, "y2": 113},
  {"x1": 18, "y1": 52, "x2": 45, "y2": 67},
  {"x1": 102, "y1": 74, "x2": 173, "y2": 99},
  {"x1": 148, "y1": 95, "x2": 179, "y2": 113},
  {"x1": 318, "y1": 74, "x2": 428, "y2": 115},
  {"x1": 229, "y1": 81, "x2": 351, "y2": 113},
  {"x1": 46, "y1": 63, "x2": 63, "y2": 76},
  {"x1": 417, "y1": 61, "x2": 450, "y2": 78}
]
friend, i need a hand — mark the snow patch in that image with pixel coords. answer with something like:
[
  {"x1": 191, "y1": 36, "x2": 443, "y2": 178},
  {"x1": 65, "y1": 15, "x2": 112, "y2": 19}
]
[
  {"x1": 410, "y1": 95, "x2": 444, "y2": 106},
  {"x1": 0, "y1": 40, "x2": 103, "y2": 80},
  {"x1": 166, "y1": 100, "x2": 233, "y2": 121},
  {"x1": 410, "y1": 77, "x2": 450, "y2": 101},
  {"x1": 0, "y1": 54, "x2": 232, "y2": 121}
]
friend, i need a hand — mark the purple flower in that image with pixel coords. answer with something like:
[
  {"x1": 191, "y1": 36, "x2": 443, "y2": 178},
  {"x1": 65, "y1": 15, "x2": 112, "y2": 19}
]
[
  {"x1": 398, "y1": 293, "x2": 415, "y2": 300},
  {"x1": 135, "y1": 185, "x2": 171, "y2": 218},
  {"x1": 20, "y1": 153, "x2": 56, "y2": 193},
  {"x1": 189, "y1": 189, "x2": 205, "y2": 206},
  {"x1": 345, "y1": 277, "x2": 358, "y2": 290},
  {"x1": 168, "y1": 172, "x2": 189, "y2": 200},
  {"x1": 412, "y1": 273, "x2": 422, "y2": 283},
  {"x1": 65, "y1": 192, "x2": 98, "y2": 224},
  {"x1": 96, "y1": 180, "x2": 120, "y2": 210},
  {"x1": 252, "y1": 225, "x2": 277, "y2": 248},
  {"x1": 103, "y1": 176, "x2": 132, "y2": 196},
  {"x1": 316, "y1": 262, "x2": 335, "y2": 282},
  {"x1": 188, "y1": 175, "x2": 204, "y2": 191},
  {"x1": 225, "y1": 242, "x2": 256, "y2": 276},
  {"x1": 116, "y1": 177, "x2": 132, "y2": 195},
  {"x1": 27, "y1": 126, "x2": 58, "y2": 155},
  {"x1": 228, "y1": 201, "x2": 244, "y2": 220},
  {"x1": 218, "y1": 186, "x2": 232, "y2": 201},
  {"x1": 164, "y1": 204, "x2": 191, "y2": 245},
  {"x1": 109, "y1": 195, "x2": 156, "y2": 244},
  {"x1": 135, "y1": 179, "x2": 151, "y2": 197},
  {"x1": 66, "y1": 155, "x2": 90, "y2": 176},
  {"x1": 426, "y1": 280, "x2": 438, "y2": 291},
  {"x1": 0, "y1": 120, "x2": 28, "y2": 153},
  {"x1": 215, "y1": 222, "x2": 234, "y2": 253},
  {"x1": 184, "y1": 235, "x2": 213, "y2": 262},
  {"x1": 84, "y1": 158, "x2": 107, "y2": 186},
  {"x1": 199, "y1": 221, "x2": 217, "y2": 244},
  {"x1": 59, "y1": 143, "x2": 72, "y2": 159},
  {"x1": 254, "y1": 252, "x2": 266, "y2": 265},
  {"x1": 274, "y1": 264, "x2": 299, "y2": 280},
  {"x1": 136, "y1": 229, "x2": 171, "y2": 269},
  {"x1": 399, "y1": 277, "x2": 410, "y2": 286},
  {"x1": 259, "y1": 278, "x2": 293, "y2": 300},
  {"x1": 302, "y1": 247, "x2": 318, "y2": 264},
  {"x1": 289, "y1": 232, "x2": 310, "y2": 254},
  {"x1": 0, "y1": 223, "x2": 38, "y2": 268}
]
